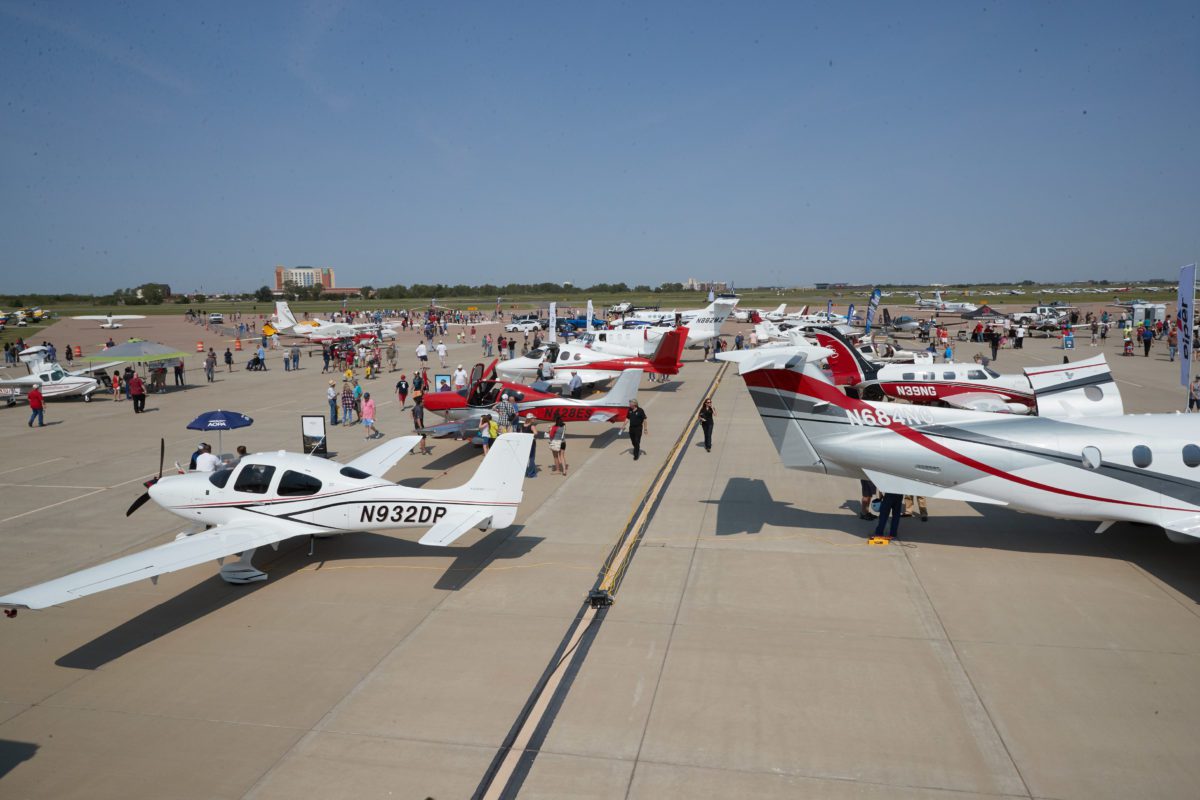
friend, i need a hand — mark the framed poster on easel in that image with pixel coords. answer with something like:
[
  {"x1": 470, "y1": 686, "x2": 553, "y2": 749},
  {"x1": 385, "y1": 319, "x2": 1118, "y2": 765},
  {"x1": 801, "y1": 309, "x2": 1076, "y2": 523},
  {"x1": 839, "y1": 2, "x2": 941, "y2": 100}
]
[{"x1": 301, "y1": 414, "x2": 328, "y2": 456}]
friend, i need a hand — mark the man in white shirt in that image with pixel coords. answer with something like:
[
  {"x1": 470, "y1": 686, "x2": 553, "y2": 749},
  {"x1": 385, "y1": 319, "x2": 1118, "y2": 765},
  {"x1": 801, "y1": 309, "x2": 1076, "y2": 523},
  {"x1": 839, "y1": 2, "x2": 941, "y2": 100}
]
[
  {"x1": 568, "y1": 371, "x2": 584, "y2": 399},
  {"x1": 452, "y1": 364, "x2": 469, "y2": 390},
  {"x1": 194, "y1": 443, "x2": 221, "y2": 472},
  {"x1": 436, "y1": 340, "x2": 448, "y2": 367},
  {"x1": 415, "y1": 342, "x2": 428, "y2": 364}
]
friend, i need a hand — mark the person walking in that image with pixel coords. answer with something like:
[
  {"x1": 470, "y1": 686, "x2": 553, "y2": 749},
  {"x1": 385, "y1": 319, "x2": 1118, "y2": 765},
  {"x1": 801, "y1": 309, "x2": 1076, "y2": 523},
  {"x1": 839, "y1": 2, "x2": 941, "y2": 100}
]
[
  {"x1": 1142, "y1": 324, "x2": 1154, "y2": 357},
  {"x1": 386, "y1": 343, "x2": 397, "y2": 372},
  {"x1": 874, "y1": 492, "x2": 904, "y2": 539},
  {"x1": 291, "y1": 344, "x2": 301, "y2": 371},
  {"x1": 698, "y1": 397, "x2": 715, "y2": 452},
  {"x1": 111, "y1": 370, "x2": 122, "y2": 401},
  {"x1": 453, "y1": 364, "x2": 469, "y2": 391},
  {"x1": 27, "y1": 383, "x2": 45, "y2": 427},
  {"x1": 352, "y1": 379, "x2": 364, "y2": 422},
  {"x1": 340, "y1": 381, "x2": 355, "y2": 426},
  {"x1": 396, "y1": 374, "x2": 409, "y2": 410},
  {"x1": 625, "y1": 399, "x2": 648, "y2": 460},
  {"x1": 548, "y1": 414, "x2": 568, "y2": 475},
  {"x1": 327, "y1": 380, "x2": 339, "y2": 424},
  {"x1": 205, "y1": 350, "x2": 217, "y2": 382},
  {"x1": 436, "y1": 340, "x2": 448, "y2": 368},
  {"x1": 224, "y1": 347, "x2": 234, "y2": 372},
  {"x1": 412, "y1": 397, "x2": 430, "y2": 454},
  {"x1": 415, "y1": 341, "x2": 428, "y2": 366},
  {"x1": 1168, "y1": 326, "x2": 1179, "y2": 362},
  {"x1": 129, "y1": 372, "x2": 147, "y2": 413},
  {"x1": 989, "y1": 331, "x2": 1000, "y2": 362},
  {"x1": 361, "y1": 393, "x2": 380, "y2": 440}
]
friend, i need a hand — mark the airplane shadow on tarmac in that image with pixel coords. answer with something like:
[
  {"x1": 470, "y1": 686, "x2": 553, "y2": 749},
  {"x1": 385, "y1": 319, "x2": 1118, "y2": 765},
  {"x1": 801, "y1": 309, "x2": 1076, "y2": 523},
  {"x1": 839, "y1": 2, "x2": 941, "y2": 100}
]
[
  {"x1": 0, "y1": 739, "x2": 38, "y2": 779},
  {"x1": 55, "y1": 526, "x2": 542, "y2": 671},
  {"x1": 711, "y1": 478, "x2": 1200, "y2": 605}
]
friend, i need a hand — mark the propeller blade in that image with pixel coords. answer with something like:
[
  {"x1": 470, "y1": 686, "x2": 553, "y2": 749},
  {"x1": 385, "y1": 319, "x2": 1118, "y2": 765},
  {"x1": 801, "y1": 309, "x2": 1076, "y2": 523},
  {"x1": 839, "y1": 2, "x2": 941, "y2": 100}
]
[
  {"x1": 158, "y1": 437, "x2": 165, "y2": 479},
  {"x1": 125, "y1": 492, "x2": 152, "y2": 517}
]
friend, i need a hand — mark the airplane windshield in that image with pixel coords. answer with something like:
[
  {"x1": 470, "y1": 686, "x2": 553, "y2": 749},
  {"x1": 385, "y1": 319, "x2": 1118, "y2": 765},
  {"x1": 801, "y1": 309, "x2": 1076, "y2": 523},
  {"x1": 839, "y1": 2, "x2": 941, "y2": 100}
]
[
  {"x1": 50, "y1": 368, "x2": 65, "y2": 380},
  {"x1": 985, "y1": 368, "x2": 1001, "y2": 379},
  {"x1": 526, "y1": 348, "x2": 544, "y2": 359},
  {"x1": 208, "y1": 469, "x2": 233, "y2": 488}
]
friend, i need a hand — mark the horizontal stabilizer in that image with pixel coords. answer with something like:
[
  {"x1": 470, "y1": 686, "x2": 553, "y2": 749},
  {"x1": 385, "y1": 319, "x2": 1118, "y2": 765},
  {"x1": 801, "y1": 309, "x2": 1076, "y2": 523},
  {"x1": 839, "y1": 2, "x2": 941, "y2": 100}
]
[
  {"x1": 717, "y1": 345, "x2": 833, "y2": 375},
  {"x1": 418, "y1": 508, "x2": 492, "y2": 547},
  {"x1": 346, "y1": 435, "x2": 423, "y2": 477},
  {"x1": 862, "y1": 469, "x2": 1009, "y2": 506}
]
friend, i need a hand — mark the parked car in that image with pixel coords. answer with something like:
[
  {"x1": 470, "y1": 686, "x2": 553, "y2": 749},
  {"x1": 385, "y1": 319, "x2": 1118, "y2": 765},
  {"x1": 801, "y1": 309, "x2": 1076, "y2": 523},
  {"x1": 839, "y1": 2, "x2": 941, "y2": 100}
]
[
  {"x1": 505, "y1": 320, "x2": 541, "y2": 333},
  {"x1": 208, "y1": 312, "x2": 225, "y2": 324}
]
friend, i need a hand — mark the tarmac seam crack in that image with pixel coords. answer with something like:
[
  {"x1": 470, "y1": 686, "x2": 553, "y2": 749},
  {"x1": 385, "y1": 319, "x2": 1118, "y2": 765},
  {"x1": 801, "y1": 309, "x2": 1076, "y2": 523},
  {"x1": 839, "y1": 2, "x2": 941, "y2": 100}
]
[{"x1": 896, "y1": 546, "x2": 1034, "y2": 797}]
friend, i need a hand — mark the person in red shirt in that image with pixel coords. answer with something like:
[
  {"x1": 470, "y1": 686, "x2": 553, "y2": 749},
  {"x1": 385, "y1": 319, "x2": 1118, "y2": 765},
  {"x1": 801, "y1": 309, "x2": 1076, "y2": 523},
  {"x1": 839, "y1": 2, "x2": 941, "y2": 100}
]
[
  {"x1": 27, "y1": 383, "x2": 45, "y2": 427},
  {"x1": 129, "y1": 373, "x2": 147, "y2": 413}
]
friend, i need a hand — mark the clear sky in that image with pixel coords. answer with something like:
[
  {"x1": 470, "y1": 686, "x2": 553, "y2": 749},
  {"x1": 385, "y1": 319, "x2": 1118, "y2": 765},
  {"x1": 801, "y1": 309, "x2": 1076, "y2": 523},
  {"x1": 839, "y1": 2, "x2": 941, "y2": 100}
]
[{"x1": 1, "y1": 1, "x2": 1196, "y2": 294}]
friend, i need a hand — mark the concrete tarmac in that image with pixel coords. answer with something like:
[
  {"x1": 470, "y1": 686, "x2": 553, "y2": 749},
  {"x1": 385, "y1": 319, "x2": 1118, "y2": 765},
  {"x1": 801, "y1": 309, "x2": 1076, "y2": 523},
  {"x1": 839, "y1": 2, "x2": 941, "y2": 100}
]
[{"x1": 1, "y1": 314, "x2": 1199, "y2": 799}]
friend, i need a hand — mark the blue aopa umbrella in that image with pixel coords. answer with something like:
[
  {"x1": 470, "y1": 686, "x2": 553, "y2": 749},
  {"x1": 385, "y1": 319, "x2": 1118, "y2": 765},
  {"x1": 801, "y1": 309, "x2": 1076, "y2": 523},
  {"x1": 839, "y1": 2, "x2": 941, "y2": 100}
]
[{"x1": 186, "y1": 409, "x2": 254, "y2": 455}]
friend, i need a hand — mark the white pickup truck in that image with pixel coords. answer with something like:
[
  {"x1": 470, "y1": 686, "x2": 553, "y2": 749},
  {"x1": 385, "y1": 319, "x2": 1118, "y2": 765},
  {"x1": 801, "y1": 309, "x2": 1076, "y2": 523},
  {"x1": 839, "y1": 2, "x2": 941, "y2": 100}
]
[{"x1": 1009, "y1": 305, "x2": 1072, "y2": 325}]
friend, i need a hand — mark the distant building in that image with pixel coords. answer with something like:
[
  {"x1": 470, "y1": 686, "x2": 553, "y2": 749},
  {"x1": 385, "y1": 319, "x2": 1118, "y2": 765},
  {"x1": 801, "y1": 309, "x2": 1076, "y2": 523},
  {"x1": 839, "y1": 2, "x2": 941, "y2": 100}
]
[
  {"x1": 685, "y1": 278, "x2": 729, "y2": 292},
  {"x1": 274, "y1": 265, "x2": 335, "y2": 291}
]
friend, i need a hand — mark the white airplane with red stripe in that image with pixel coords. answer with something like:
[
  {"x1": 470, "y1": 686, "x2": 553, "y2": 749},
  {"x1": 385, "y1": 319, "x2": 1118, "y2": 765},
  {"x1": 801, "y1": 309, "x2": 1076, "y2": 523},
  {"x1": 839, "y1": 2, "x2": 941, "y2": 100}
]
[
  {"x1": 0, "y1": 434, "x2": 533, "y2": 615},
  {"x1": 719, "y1": 345, "x2": 1200, "y2": 542},
  {"x1": 496, "y1": 327, "x2": 688, "y2": 388},
  {"x1": 811, "y1": 327, "x2": 1122, "y2": 415}
]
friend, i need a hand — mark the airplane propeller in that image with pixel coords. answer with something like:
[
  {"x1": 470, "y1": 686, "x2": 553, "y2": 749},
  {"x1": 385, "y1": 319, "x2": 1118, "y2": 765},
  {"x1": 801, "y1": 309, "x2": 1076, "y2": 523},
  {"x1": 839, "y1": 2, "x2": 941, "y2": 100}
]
[{"x1": 125, "y1": 438, "x2": 165, "y2": 517}]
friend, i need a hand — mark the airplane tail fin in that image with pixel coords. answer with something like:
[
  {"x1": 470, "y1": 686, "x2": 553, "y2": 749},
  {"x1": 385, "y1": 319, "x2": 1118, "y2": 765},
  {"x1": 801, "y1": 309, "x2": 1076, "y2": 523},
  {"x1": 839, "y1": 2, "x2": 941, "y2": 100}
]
[
  {"x1": 275, "y1": 301, "x2": 299, "y2": 329},
  {"x1": 810, "y1": 326, "x2": 877, "y2": 385},
  {"x1": 650, "y1": 327, "x2": 688, "y2": 374},
  {"x1": 596, "y1": 369, "x2": 641, "y2": 406},
  {"x1": 460, "y1": 432, "x2": 533, "y2": 527},
  {"x1": 1026, "y1": 354, "x2": 1124, "y2": 417}
]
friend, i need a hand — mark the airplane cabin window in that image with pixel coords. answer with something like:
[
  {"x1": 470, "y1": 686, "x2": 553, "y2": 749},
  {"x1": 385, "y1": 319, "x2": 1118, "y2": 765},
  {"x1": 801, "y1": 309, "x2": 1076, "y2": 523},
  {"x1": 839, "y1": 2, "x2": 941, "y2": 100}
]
[
  {"x1": 943, "y1": 372, "x2": 956, "y2": 380},
  {"x1": 233, "y1": 464, "x2": 276, "y2": 494},
  {"x1": 901, "y1": 372, "x2": 915, "y2": 380},
  {"x1": 1081, "y1": 446, "x2": 1102, "y2": 470},
  {"x1": 208, "y1": 469, "x2": 234, "y2": 488},
  {"x1": 558, "y1": 351, "x2": 571, "y2": 362},
  {"x1": 921, "y1": 372, "x2": 935, "y2": 381},
  {"x1": 278, "y1": 470, "x2": 323, "y2": 497},
  {"x1": 1183, "y1": 444, "x2": 1200, "y2": 468},
  {"x1": 339, "y1": 466, "x2": 372, "y2": 479},
  {"x1": 1131, "y1": 445, "x2": 1153, "y2": 469},
  {"x1": 967, "y1": 370, "x2": 987, "y2": 380}
]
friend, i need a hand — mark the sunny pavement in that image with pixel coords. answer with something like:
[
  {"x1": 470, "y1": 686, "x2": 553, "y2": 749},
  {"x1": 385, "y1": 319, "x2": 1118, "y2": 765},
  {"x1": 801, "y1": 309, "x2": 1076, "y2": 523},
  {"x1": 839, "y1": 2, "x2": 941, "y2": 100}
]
[{"x1": 1, "y1": 312, "x2": 1199, "y2": 799}]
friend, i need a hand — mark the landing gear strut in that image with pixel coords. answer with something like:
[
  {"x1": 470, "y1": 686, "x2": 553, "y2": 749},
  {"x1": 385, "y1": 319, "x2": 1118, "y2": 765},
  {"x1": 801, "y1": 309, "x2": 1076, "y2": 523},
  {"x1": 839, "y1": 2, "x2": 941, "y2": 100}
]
[{"x1": 219, "y1": 548, "x2": 267, "y2": 584}]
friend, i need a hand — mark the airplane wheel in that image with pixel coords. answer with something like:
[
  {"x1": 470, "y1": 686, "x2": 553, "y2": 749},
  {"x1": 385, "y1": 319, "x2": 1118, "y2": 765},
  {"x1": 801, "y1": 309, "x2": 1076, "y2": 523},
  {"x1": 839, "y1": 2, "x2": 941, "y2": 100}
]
[
  {"x1": 83, "y1": 393, "x2": 92, "y2": 402},
  {"x1": 863, "y1": 385, "x2": 884, "y2": 402}
]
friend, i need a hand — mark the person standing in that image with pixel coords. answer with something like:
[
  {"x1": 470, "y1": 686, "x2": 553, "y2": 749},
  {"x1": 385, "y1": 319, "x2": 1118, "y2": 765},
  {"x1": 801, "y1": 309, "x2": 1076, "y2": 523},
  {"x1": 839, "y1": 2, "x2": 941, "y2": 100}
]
[
  {"x1": 508, "y1": 338, "x2": 516, "y2": 359},
  {"x1": 859, "y1": 479, "x2": 877, "y2": 521},
  {"x1": 904, "y1": 495, "x2": 928, "y2": 521},
  {"x1": 568, "y1": 371, "x2": 583, "y2": 399},
  {"x1": 396, "y1": 374, "x2": 409, "y2": 410},
  {"x1": 111, "y1": 371, "x2": 122, "y2": 401},
  {"x1": 1168, "y1": 326, "x2": 1179, "y2": 361},
  {"x1": 874, "y1": 492, "x2": 904, "y2": 539},
  {"x1": 548, "y1": 414, "x2": 567, "y2": 475},
  {"x1": 129, "y1": 372, "x2": 147, "y2": 413},
  {"x1": 340, "y1": 381, "x2": 355, "y2": 426},
  {"x1": 224, "y1": 347, "x2": 233, "y2": 372},
  {"x1": 494, "y1": 393, "x2": 518, "y2": 432},
  {"x1": 322, "y1": 345, "x2": 332, "y2": 373},
  {"x1": 1142, "y1": 324, "x2": 1154, "y2": 357},
  {"x1": 989, "y1": 330, "x2": 1000, "y2": 361},
  {"x1": 698, "y1": 398, "x2": 715, "y2": 452},
  {"x1": 625, "y1": 399, "x2": 648, "y2": 460},
  {"x1": 453, "y1": 364, "x2": 469, "y2": 391},
  {"x1": 291, "y1": 344, "x2": 301, "y2": 371},
  {"x1": 206, "y1": 350, "x2": 217, "y2": 382},
  {"x1": 1190, "y1": 376, "x2": 1200, "y2": 412},
  {"x1": 411, "y1": 396, "x2": 430, "y2": 454},
  {"x1": 27, "y1": 383, "x2": 45, "y2": 427},
  {"x1": 327, "y1": 380, "x2": 339, "y2": 424},
  {"x1": 361, "y1": 392, "x2": 380, "y2": 440},
  {"x1": 436, "y1": 340, "x2": 448, "y2": 368},
  {"x1": 194, "y1": 443, "x2": 220, "y2": 472}
]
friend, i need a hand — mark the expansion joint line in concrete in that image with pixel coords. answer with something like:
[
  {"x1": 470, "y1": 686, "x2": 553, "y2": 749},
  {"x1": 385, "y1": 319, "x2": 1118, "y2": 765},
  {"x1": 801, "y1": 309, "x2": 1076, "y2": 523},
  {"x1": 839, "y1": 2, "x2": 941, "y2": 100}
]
[{"x1": 473, "y1": 362, "x2": 729, "y2": 800}]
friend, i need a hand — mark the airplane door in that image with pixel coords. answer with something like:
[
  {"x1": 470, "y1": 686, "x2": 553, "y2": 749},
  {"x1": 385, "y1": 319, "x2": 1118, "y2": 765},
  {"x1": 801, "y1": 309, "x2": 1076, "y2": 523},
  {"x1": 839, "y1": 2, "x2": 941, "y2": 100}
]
[{"x1": 470, "y1": 363, "x2": 484, "y2": 384}]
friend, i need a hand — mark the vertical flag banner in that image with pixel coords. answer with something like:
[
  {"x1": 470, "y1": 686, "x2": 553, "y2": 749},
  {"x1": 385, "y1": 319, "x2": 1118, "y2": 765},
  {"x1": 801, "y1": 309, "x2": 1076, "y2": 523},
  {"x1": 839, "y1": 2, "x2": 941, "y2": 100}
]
[
  {"x1": 586, "y1": 299, "x2": 594, "y2": 332},
  {"x1": 549, "y1": 301, "x2": 558, "y2": 343},
  {"x1": 864, "y1": 288, "x2": 882, "y2": 335},
  {"x1": 1178, "y1": 264, "x2": 1195, "y2": 389},
  {"x1": 847, "y1": 303, "x2": 856, "y2": 324},
  {"x1": 708, "y1": 288, "x2": 716, "y2": 302},
  {"x1": 826, "y1": 299, "x2": 832, "y2": 320}
]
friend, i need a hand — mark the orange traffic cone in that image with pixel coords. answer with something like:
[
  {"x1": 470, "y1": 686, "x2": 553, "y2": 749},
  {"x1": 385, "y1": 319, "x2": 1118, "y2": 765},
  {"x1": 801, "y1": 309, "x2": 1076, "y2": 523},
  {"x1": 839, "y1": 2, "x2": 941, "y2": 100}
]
[
  {"x1": 196, "y1": 341, "x2": 204, "y2": 352},
  {"x1": 234, "y1": 338, "x2": 242, "y2": 351},
  {"x1": 74, "y1": 345, "x2": 82, "y2": 357}
]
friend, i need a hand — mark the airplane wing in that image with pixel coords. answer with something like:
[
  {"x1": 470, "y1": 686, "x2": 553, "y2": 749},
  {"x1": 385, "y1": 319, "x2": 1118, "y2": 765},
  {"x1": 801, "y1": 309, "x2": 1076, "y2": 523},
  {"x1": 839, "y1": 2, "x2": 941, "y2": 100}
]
[
  {"x1": 345, "y1": 435, "x2": 423, "y2": 476},
  {"x1": 70, "y1": 360, "x2": 124, "y2": 376},
  {"x1": 571, "y1": 369, "x2": 616, "y2": 386},
  {"x1": 0, "y1": 519, "x2": 314, "y2": 611},
  {"x1": 418, "y1": 508, "x2": 493, "y2": 546},
  {"x1": 72, "y1": 315, "x2": 145, "y2": 321},
  {"x1": 418, "y1": 420, "x2": 477, "y2": 439},
  {"x1": 941, "y1": 393, "x2": 1028, "y2": 414},
  {"x1": 861, "y1": 469, "x2": 1009, "y2": 506}
]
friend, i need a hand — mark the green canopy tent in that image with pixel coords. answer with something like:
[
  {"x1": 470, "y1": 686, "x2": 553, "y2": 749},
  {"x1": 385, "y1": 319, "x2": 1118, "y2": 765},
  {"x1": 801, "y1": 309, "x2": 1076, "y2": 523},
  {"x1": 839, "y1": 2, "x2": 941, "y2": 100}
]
[{"x1": 78, "y1": 340, "x2": 191, "y2": 385}]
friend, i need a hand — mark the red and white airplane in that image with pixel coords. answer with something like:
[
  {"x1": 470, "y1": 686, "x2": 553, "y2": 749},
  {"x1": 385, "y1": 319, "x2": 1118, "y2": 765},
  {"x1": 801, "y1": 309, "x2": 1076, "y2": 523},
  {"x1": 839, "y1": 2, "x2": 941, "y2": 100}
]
[
  {"x1": 421, "y1": 362, "x2": 641, "y2": 427},
  {"x1": 718, "y1": 345, "x2": 1199, "y2": 542},
  {"x1": 810, "y1": 328, "x2": 1122, "y2": 415},
  {"x1": 496, "y1": 328, "x2": 688, "y2": 388}
]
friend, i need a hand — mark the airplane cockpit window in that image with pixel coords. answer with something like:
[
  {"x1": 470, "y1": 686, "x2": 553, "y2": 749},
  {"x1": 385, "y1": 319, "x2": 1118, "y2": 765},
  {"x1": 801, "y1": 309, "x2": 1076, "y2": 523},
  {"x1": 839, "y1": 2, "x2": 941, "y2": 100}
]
[
  {"x1": 967, "y1": 370, "x2": 987, "y2": 380},
  {"x1": 234, "y1": 464, "x2": 276, "y2": 494},
  {"x1": 208, "y1": 469, "x2": 233, "y2": 488},
  {"x1": 1183, "y1": 445, "x2": 1200, "y2": 468},
  {"x1": 38, "y1": 373, "x2": 50, "y2": 382},
  {"x1": 339, "y1": 466, "x2": 372, "y2": 479},
  {"x1": 278, "y1": 470, "x2": 322, "y2": 497},
  {"x1": 509, "y1": 391, "x2": 525, "y2": 402},
  {"x1": 985, "y1": 368, "x2": 1001, "y2": 379},
  {"x1": 526, "y1": 348, "x2": 545, "y2": 359},
  {"x1": 50, "y1": 368, "x2": 66, "y2": 380},
  {"x1": 1131, "y1": 445, "x2": 1153, "y2": 469}
]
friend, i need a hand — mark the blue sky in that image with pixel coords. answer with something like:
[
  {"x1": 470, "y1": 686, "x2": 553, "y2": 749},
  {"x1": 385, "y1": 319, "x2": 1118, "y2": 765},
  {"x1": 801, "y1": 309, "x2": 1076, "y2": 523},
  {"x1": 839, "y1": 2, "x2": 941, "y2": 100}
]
[{"x1": 1, "y1": 1, "x2": 1196, "y2": 294}]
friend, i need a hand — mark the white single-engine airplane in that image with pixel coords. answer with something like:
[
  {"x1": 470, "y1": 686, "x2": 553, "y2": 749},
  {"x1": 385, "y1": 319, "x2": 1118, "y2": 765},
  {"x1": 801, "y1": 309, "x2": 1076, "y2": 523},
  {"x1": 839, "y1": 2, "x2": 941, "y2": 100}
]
[
  {"x1": 0, "y1": 346, "x2": 119, "y2": 404},
  {"x1": 0, "y1": 433, "x2": 533, "y2": 615},
  {"x1": 72, "y1": 313, "x2": 146, "y2": 329},
  {"x1": 719, "y1": 345, "x2": 1200, "y2": 542},
  {"x1": 581, "y1": 300, "x2": 735, "y2": 355},
  {"x1": 914, "y1": 291, "x2": 978, "y2": 313},
  {"x1": 271, "y1": 301, "x2": 397, "y2": 341}
]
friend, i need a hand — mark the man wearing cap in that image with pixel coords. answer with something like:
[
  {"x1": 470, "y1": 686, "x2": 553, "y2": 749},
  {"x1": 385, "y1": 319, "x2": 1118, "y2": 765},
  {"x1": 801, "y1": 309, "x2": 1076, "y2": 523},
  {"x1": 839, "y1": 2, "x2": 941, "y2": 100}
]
[
  {"x1": 568, "y1": 371, "x2": 583, "y2": 400},
  {"x1": 194, "y1": 443, "x2": 221, "y2": 472},
  {"x1": 452, "y1": 364, "x2": 469, "y2": 391},
  {"x1": 27, "y1": 383, "x2": 45, "y2": 427},
  {"x1": 625, "y1": 399, "x2": 648, "y2": 460},
  {"x1": 494, "y1": 393, "x2": 518, "y2": 433},
  {"x1": 326, "y1": 380, "x2": 339, "y2": 424}
]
